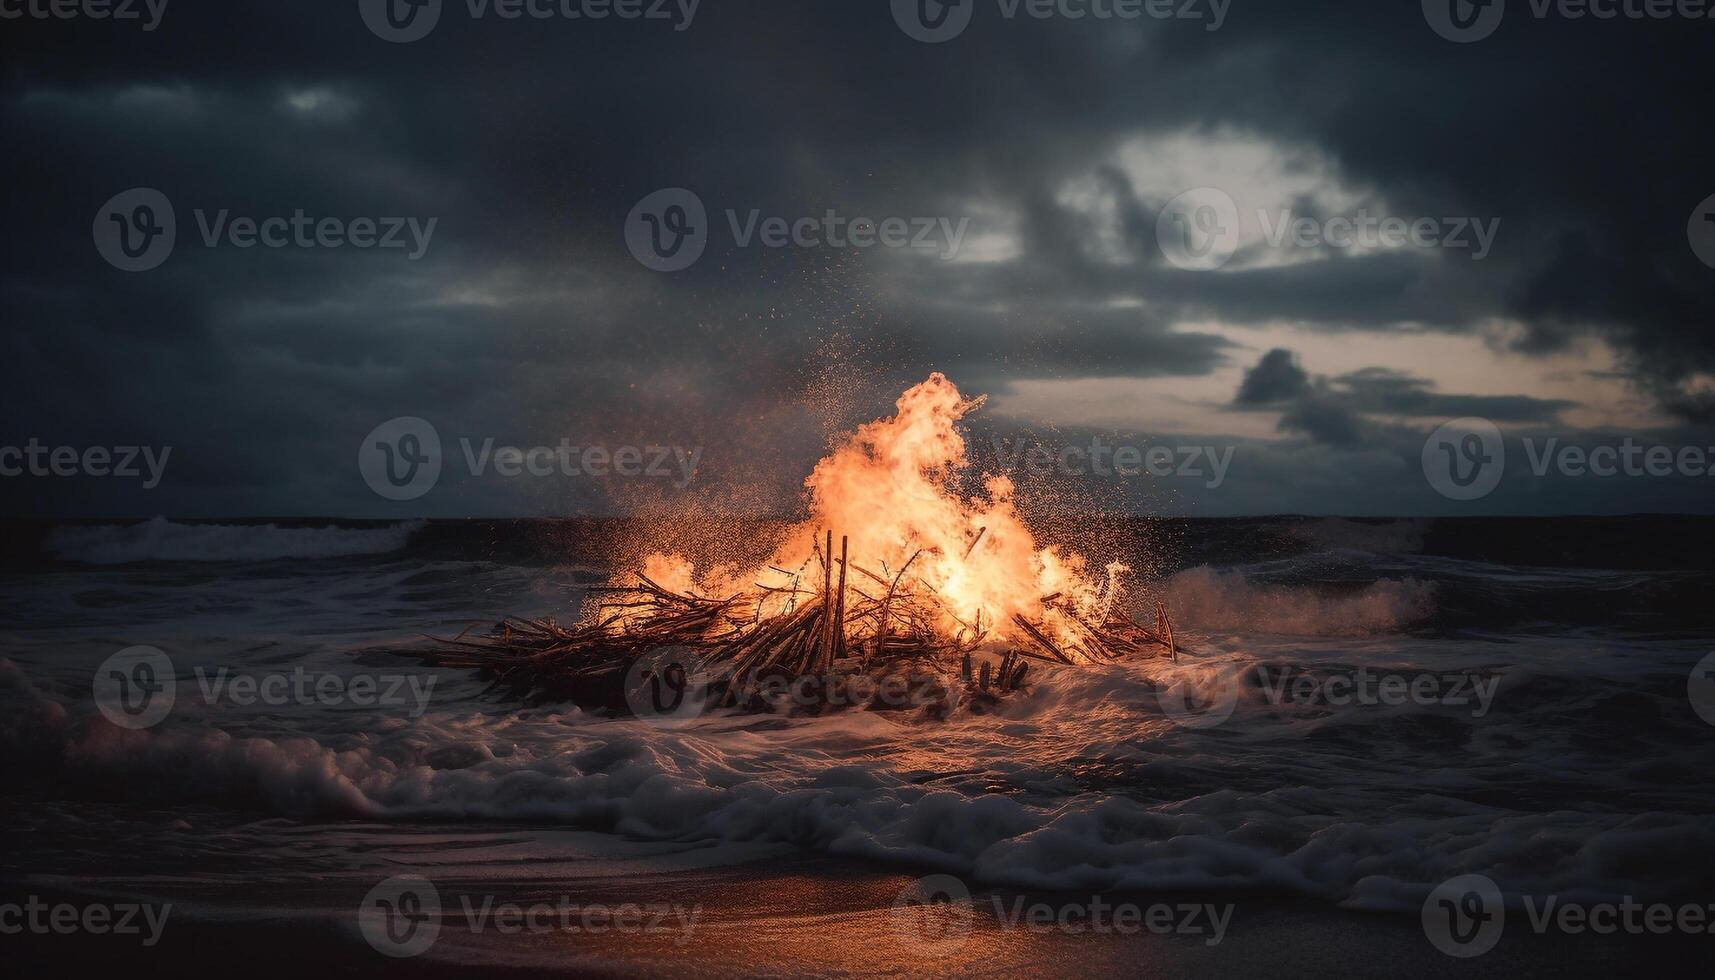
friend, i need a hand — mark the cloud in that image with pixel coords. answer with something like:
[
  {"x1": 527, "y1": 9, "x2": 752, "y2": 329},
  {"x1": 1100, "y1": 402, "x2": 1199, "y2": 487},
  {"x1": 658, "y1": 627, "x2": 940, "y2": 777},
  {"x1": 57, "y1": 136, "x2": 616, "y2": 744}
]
[
  {"x1": 1230, "y1": 349, "x2": 1574, "y2": 449},
  {"x1": 1331, "y1": 368, "x2": 1573, "y2": 423},
  {"x1": 1235, "y1": 348, "x2": 1311, "y2": 405},
  {"x1": 2, "y1": 3, "x2": 1711, "y2": 516},
  {"x1": 1277, "y1": 397, "x2": 1370, "y2": 447}
]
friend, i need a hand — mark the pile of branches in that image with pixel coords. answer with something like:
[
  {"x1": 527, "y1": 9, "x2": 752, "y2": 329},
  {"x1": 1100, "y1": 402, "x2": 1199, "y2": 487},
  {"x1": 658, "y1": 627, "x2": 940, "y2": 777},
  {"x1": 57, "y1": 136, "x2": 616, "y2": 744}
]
[{"x1": 423, "y1": 532, "x2": 1186, "y2": 716}]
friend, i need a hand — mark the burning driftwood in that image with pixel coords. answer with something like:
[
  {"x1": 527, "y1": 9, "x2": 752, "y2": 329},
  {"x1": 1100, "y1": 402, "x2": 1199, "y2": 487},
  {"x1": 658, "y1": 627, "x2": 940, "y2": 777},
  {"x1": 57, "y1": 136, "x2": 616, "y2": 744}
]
[
  {"x1": 421, "y1": 373, "x2": 1192, "y2": 718},
  {"x1": 422, "y1": 531, "x2": 1187, "y2": 717}
]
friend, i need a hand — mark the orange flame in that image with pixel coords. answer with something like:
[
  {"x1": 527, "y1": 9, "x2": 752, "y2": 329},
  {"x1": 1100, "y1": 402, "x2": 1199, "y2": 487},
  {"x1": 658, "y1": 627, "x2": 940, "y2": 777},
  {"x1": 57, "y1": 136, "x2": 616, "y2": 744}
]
[{"x1": 635, "y1": 373, "x2": 1126, "y2": 649}]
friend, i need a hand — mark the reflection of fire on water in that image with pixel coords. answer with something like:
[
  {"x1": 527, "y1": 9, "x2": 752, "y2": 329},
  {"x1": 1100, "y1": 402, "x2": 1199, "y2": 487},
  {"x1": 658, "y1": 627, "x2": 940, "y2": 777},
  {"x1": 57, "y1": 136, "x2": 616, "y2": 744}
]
[{"x1": 430, "y1": 374, "x2": 1186, "y2": 714}]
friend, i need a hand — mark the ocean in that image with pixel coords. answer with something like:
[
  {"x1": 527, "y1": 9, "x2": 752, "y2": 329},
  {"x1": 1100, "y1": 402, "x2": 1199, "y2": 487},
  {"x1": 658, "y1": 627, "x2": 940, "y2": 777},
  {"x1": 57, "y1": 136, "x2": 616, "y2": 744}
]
[{"x1": 3, "y1": 515, "x2": 1713, "y2": 976}]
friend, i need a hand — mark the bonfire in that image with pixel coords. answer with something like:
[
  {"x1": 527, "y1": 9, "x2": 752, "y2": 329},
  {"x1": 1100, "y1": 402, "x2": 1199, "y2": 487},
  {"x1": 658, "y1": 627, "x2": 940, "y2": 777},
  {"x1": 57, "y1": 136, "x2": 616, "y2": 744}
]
[{"x1": 427, "y1": 374, "x2": 1187, "y2": 715}]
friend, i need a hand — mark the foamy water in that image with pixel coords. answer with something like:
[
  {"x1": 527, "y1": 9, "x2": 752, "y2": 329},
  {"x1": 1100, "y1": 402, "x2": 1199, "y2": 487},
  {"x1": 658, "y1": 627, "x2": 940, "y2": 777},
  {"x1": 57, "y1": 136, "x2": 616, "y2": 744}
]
[{"x1": 4, "y1": 517, "x2": 1713, "y2": 923}]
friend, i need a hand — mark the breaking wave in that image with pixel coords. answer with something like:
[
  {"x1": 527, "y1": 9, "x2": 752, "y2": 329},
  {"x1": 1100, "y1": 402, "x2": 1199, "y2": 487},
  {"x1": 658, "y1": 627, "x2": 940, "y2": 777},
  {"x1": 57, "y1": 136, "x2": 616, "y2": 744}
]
[
  {"x1": 1162, "y1": 565, "x2": 1435, "y2": 635},
  {"x1": 4, "y1": 651, "x2": 1711, "y2": 910}
]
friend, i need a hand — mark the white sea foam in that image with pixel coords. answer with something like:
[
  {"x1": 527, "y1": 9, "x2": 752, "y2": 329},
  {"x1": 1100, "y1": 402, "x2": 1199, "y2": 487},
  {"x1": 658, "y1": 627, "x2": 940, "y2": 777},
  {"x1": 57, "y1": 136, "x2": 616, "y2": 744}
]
[
  {"x1": 1163, "y1": 566, "x2": 1435, "y2": 635},
  {"x1": 5, "y1": 637, "x2": 1709, "y2": 908}
]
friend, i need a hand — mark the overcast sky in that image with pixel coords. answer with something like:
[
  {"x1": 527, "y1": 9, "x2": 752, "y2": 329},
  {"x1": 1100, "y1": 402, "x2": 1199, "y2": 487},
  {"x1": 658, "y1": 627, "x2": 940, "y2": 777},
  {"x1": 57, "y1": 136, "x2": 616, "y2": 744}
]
[{"x1": 3, "y1": 0, "x2": 1713, "y2": 519}]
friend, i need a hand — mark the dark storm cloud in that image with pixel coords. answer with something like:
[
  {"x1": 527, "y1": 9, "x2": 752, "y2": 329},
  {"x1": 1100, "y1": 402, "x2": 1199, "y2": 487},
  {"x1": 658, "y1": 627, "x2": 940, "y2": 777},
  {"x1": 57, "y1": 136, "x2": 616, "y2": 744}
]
[
  {"x1": 1276, "y1": 398, "x2": 1370, "y2": 448},
  {"x1": 1228, "y1": 348, "x2": 1573, "y2": 451},
  {"x1": 1331, "y1": 367, "x2": 1575, "y2": 423},
  {"x1": 2, "y1": 1, "x2": 1711, "y2": 517},
  {"x1": 1234, "y1": 348, "x2": 1310, "y2": 405}
]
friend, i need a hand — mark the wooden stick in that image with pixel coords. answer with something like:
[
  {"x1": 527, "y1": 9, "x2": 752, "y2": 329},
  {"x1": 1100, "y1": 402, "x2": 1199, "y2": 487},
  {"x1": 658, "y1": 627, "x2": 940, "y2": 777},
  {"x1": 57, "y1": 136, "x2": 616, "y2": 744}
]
[
  {"x1": 834, "y1": 535, "x2": 849, "y2": 662},
  {"x1": 1157, "y1": 600, "x2": 1177, "y2": 663},
  {"x1": 1011, "y1": 614, "x2": 1076, "y2": 665},
  {"x1": 876, "y1": 549, "x2": 920, "y2": 639},
  {"x1": 962, "y1": 526, "x2": 987, "y2": 560}
]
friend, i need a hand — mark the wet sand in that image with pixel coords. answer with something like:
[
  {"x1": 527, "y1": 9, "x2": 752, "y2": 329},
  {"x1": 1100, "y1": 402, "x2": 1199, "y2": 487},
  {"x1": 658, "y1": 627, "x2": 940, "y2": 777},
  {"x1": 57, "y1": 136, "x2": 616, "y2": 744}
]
[{"x1": 6, "y1": 849, "x2": 1710, "y2": 978}]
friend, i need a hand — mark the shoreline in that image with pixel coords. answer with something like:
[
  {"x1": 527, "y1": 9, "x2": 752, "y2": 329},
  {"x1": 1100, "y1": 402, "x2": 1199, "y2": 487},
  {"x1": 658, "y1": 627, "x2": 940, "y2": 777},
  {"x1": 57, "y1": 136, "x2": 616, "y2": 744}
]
[{"x1": 7, "y1": 852, "x2": 1711, "y2": 978}]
